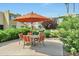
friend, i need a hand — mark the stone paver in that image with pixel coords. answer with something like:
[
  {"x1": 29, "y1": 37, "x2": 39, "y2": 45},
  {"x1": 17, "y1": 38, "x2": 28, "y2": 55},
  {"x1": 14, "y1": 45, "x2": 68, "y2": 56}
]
[{"x1": 0, "y1": 38, "x2": 63, "y2": 56}]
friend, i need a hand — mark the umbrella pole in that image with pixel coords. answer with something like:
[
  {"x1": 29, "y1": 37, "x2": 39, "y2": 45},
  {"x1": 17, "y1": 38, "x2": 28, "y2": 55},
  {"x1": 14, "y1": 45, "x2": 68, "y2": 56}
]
[{"x1": 31, "y1": 22, "x2": 33, "y2": 30}]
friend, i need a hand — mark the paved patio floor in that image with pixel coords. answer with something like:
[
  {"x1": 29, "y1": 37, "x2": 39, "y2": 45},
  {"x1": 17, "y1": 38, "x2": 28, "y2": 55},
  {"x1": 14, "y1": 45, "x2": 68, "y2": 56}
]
[{"x1": 0, "y1": 38, "x2": 63, "y2": 56}]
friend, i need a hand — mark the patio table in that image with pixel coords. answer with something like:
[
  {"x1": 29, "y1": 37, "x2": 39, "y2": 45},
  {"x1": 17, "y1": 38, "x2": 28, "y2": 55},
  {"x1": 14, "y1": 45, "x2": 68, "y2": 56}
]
[{"x1": 27, "y1": 35, "x2": 39, "y2": 46}]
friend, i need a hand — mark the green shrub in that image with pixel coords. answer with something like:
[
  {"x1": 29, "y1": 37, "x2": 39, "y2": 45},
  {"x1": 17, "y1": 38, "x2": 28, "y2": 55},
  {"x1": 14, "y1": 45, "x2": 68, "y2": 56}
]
[
  {"x1": 50, "y1": 30, "x2": 60, "y2": 38},
  {"x1": 44, "y1": 30, "x2": 51, "y2": 38},
  {"x1": 4, "y1": 29, "x2": 19, "y2": 40},
  {"x1": 17, "y1": 28, "x2": 30, "y2": 35},
  {"x1": 0, "y1": 30, "x2": 8, "y2": 42},
  {"x1": 0, "y1": 27, "x2": 30, "y2": 42},
  {"x1": 70, "y1": 47, "x2": 77, "y2": 55},
  {"x1": 33, "y1": 30, "x2": 39, "y2": 35},
  {"x1": 58, "y1": 16, "x2": 79, "y2": 55}
]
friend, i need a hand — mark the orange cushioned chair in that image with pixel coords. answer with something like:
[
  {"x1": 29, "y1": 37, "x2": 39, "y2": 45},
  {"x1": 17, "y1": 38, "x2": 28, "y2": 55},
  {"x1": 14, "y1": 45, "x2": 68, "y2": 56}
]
[
  {"x1": 38, "y1": 32, "x2": 45, "y2": 46},
  {"x1": 22, "y1": 35, "x2": 31, "y2": 48},
  {"x1": 18, "y1": 33, "x2": 23, "y2": 45},
  {"x1": 28, "y1": 32, "x2": 33, "y2": 35}
]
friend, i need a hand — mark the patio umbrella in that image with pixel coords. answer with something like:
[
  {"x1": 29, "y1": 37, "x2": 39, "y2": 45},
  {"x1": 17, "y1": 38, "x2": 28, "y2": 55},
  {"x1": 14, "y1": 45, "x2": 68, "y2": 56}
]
[{"x1": 14, "y1": 12, "x2": 48, "y2": 29}]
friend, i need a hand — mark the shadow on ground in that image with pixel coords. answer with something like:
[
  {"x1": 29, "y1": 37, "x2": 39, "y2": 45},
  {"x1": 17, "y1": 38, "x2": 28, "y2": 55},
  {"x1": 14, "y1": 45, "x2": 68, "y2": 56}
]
[
  {"x1": 0, "y1": 39, "x2": 63, "y2": 56},
  {"x1": 30, "y1": 40, "x2": 63, "y2": 56}
]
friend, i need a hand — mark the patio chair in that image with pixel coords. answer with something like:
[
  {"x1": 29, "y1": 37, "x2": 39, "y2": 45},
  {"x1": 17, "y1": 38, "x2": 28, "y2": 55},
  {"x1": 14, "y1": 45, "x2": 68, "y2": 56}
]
[
  {"x1": 38, "y1": 33, "x2": 45, "y2": 46},
  {"x1": 18, "y1": 33, "x2": 23, "y2": 45},
  {"x1": 28, "y1": 31, "x2": 33, "y2": 35},
  {"x1": 22, "y1": 35, "x2": 31, "y2": 48}
]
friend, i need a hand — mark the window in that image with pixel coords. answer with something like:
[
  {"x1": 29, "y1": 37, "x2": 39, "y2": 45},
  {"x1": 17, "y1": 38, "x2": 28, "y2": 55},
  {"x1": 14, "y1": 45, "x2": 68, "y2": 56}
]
[
  {"x1": 0, "y1": 25, "x2": 4, "y2": 29},
  {"x1": 9, "y1": 14, "x2": 16, "y2": 20}
]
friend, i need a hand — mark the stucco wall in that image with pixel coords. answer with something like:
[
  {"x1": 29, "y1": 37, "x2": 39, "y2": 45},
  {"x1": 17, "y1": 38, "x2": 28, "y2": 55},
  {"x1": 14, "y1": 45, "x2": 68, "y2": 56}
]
[
  {"x1": 3, "y1": 10, "x2": 10, "y2": 29},
  {"x1": 0, "y1": 12, "x2": 4, "y2": 25},
  {"x1": 0, "y1": 10, "x2": 21, "y2": 29}
]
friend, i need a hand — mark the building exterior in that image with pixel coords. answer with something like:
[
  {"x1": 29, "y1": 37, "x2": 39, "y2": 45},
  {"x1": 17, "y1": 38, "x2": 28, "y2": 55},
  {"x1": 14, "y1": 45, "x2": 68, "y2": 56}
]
[
  {"x1": 0, "y1": 10, "x2": 59, "y2": 29},
  {"x1": 0, "y1": 10, "x2": 21, "y2": 29},
  {"x1": 0, "y1": 12, "x2": 5, "y2": 29}
]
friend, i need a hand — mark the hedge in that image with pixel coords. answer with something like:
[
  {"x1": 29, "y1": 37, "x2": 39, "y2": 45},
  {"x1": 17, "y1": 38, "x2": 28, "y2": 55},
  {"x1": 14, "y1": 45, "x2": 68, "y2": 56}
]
[
  {"x1": 0, "y1": 27, "x2": 59, "y2": 43},
  {"x1": 0, "y1": 28, "x2": 30, "y2": 42}
]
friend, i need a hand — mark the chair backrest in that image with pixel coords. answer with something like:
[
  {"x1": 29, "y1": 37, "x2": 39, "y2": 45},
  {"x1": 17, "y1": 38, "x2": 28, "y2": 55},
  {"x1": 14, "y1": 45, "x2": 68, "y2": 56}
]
[
  {"x1": 39, "y1": 32, "x2": 45, "y2": 41},
  {"x1": 28, "y1": 32, "x2": 33, "y2": 35},
  {"x1": 23, "y1": 35, "x2": 31, "y2": 43},
  {"x1": 19, "y1": 33, "x2": 23, "y2": 39}
]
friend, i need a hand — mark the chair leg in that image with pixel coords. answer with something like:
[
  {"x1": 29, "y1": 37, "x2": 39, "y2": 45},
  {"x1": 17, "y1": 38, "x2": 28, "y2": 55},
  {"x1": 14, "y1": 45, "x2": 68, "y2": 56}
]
[
  {"x1": 42, "y1": 41, "x2": 45, "y2": 46},
  {"x1": 19, "y1": 39, "x2": 20, "y2": 45},
  {"x1": 36, "y1": 41, "x2": 40, "y2": 46},
  {"x1": 19, "y1": 41, "x2": 20, "y2": 45},
  {"x1": 23, "y1": 41, "x2": 25, "y2": 48}
]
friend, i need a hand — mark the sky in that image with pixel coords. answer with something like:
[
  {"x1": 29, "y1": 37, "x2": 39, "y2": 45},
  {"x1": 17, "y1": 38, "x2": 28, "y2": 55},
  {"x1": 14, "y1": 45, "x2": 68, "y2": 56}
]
[{"x1": 0, "y1": 3, "x2": 79, "y2": 17}]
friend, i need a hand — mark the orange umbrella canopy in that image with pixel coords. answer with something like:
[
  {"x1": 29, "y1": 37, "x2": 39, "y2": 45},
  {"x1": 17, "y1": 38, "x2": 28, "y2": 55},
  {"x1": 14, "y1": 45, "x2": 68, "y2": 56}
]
[{"x1": 15, "y1": 12, "x2": 48, "y2": 22}]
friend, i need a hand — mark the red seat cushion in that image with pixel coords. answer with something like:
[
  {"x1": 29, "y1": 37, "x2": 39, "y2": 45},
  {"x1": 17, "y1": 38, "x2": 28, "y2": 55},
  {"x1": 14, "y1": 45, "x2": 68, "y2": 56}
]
[
  {"x1": 28, "y1": 32, "x2": 32, "y2": 35},
  {"x1": 23, "y1": 35, "x2": 31, "y2": 43}
]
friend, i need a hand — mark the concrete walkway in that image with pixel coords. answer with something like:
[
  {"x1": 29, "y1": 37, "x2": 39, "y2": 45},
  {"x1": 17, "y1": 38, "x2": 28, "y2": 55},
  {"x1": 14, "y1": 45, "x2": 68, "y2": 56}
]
[{"x1": 0, "y1": 38, "x2": 63, "y2": 56}]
